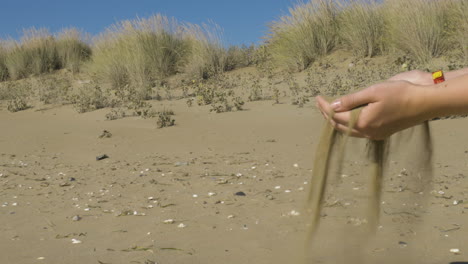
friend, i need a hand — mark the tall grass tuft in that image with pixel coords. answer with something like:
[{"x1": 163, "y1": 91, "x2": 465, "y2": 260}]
[
  {"x1": 338, "y1": 0, "x2": 386, "y2": 58},
  {"x1": 0, "y1": 41, "x2": 9, "y2": 81},
  {"x1": 92, "y1": 15, "x2": 188, "y2": 98},
  {"x1": 5, "y1": 28, "x2": 60, "y2": 80},
  {"x1": 448, "y1": 0, "x2": 468, "y2": 63},
  {"x1": 268, "y1": 0, "x2": 339, "y2": 71},
  {"x1": 183, "y1": 23, "x2": 227, "y2": 79},
  {"x1": 385, "y1": 0, "x2": 453, "y2": 63},
  {"x1": 56, "y1": 28, "x2": 92, "y2": 73}
]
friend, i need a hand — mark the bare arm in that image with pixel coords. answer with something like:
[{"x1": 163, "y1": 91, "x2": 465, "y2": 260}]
[{"x1": 389, "y1": 68, "x2": 468, "y2": 85}]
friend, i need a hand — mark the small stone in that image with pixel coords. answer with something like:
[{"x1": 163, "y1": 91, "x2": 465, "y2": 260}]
[
  {"x1": 227, "y1": 215, "x2": 235, "y2": 219},
  {"x1": 69, "y1": 177, "x2": 76, "y2": 182},
  {"x1": 96, "y1": 154, "x2": 109, "y2": 161},
  {"x1": 293, "y1": 163, "x2": 299, "y2": 168},
  {"x1": 163, "y1": 219, "x2": 175, "y2": 224},
  {"x1": 208, "y1": 192, "x2": 216, "y2": 197},
  {"x1": 449, "y1": 248, "x2": 460, "y2": 254},
  {"x1": 177, "y1": 223, "x2": 186, "y2": 228},
  {"x1": 72, "y1": 215, "x2": 81, "y2": 221},
  {"x1": 398, "y1": 241, "x2": 408, "y2": 248},
  {"x1": 37, "y1": 257, "x2": 45, "y2": 260},
  {"x1": 71, "y1": 238, "x2": 82, "y2": 244},
  {"x1": 288, "y1": 210, "x2": 300, "y2": 216},
  {"x1": 192, "y1": 194, "x2": 198, "y2": 198},
  {"x1": 266, "y1": 194, "x2": 274, "y2": 200},
  {"x1": 234, "y1": 191, "x2": 246, "y2": 196},
  {"x1": 274, "y1": 186, "x2": 281, "y2": 190}
]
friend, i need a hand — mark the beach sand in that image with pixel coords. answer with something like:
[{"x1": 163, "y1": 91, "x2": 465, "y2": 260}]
[{"x1": 0, "y1": 69, "x2": 467, "y2": 264}]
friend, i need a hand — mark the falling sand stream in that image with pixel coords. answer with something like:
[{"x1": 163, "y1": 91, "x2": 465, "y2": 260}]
[{"x1": 305, "y1": 100, "x2": 433, "y2": 263}]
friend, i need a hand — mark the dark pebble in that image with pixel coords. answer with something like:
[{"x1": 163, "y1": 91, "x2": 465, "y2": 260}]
[
  {"x1": 96, "y1": 154, "x2": 109, "y2": 161},
  {"x1": 235, "y1": 191, "x2": 246, "y2": 196}
]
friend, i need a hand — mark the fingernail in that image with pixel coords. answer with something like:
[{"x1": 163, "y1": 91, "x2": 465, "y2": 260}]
[{"x1": 331, "y1": 100, "x2": 341, "y2": 110}]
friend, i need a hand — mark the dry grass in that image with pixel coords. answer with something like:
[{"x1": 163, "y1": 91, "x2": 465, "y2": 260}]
[
  {"x1": 5, "y1": 28, "x2": 60, "y2": 80},
  {"x1": 0, "y1": 41, "x2": 9, "y2": 81},
  {"x1": 91, "y1": 15, "x2": 189, "y2": 99},
  {"x1": 338, "y1": 0, "x2": 386, "y2": 57},
  {"x1": 267, "y1": 0, "x2": 467, "y2": 67},
  {"x1": 182, "y1": 23, "x2": 228, "y2": 79},
  {"x1": 56, "y1": 28, "x2": 92, "y2": 73},
  {"x1": 1, "y1": 28, "x2": 90, "y2": 81},
  {"x1": 448, "y1": 0, "x2": 468, "y2": 63},
  {"x1": 385, "y1": 0, "x2": 454, "y2": 63},
  {"x1": 268, "y1": 0, "x2": 339, "y2": 71}
]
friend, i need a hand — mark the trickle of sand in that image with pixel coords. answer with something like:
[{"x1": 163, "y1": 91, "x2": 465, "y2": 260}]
[{"x1": 305, "y1": 101, "x2": 433, "y2": 263}]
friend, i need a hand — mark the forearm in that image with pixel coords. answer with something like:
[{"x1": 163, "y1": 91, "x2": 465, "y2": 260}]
[
  {"x1": 422, "y1": 74, "x2": 468, "y2": 119},
  {"x1": 445, "y1": 68, "x2": 468, "y2": 80}
]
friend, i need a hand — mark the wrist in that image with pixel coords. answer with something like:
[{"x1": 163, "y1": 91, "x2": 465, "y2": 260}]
[{"x1": 412, "y1": 84, "x2": 440, "y2": 121}]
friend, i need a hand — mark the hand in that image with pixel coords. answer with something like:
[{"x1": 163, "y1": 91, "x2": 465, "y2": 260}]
[
  {"x1": 388, "y1": 70, "x2": 433, "y2": 85},
  {"x1": 316, "y1": 80, "x2": 431, "y2": 140}
]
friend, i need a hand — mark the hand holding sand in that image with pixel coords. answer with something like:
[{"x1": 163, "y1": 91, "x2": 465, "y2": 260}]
[
  {"x1": 316, "y1": 71, "x2": 468, "y2": 140},
  {"x1": 316, "y1": 80, "x2": 430, "y2": 140}
]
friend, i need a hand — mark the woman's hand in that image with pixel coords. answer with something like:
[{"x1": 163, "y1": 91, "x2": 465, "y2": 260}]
[{"x1": 316, "y1": 80, "x2": 432, "y2": 140}]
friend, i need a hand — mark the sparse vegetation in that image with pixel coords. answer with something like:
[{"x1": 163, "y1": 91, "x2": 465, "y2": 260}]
[
  {"x1": 157, "y1": 110, "x2": 176, "y2": 128},
  {"x1": 70, "y1": 83, "x2": 111, "y2": 113},
  {"x1": 0, "y1": 1, "x2": 467, "y2": 119}
]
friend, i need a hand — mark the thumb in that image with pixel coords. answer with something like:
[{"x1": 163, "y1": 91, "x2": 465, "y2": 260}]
[{"x1": 331, "y1": 87, "x2": 375, "y2": 112}]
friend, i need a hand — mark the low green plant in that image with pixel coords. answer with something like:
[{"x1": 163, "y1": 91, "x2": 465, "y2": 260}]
[
  {"x1": 5, "y1": 81, "x2": 32, "y2": 112},
  {"x1": 248, "y1": 78, "x2": 263, "y2": 101},
  {"x1": 33, "y1": 75, "x2": 72, "y2": 104},
  {"x1": 156, "y1": 110, "x2": 175, "y2": 128},
  {"x1": 70, "y1": 83, "x2": 110, "y2": 113}
]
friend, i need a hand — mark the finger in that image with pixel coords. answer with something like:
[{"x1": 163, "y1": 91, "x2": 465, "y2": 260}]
[
  {"x1": 330, "y1": 111, "x2": 351, "y2": 127},
  {"x1": 315, "y1": 95, "x2": 334, "y2": 116},
  {"x1": 332, "y1": 122, "x2": 366, "y2": 138},
  {"x1": 330, "y1": 87, "x2": 376, "y2": 112}
]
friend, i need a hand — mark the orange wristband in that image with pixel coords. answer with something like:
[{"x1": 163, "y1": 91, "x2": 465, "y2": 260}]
[{"x1": 432, "y1": 70, "x2": 445, "y2": 84}]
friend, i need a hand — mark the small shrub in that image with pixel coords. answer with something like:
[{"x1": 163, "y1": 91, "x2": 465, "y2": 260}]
[
  {"x1": 33, "y1": 76, "x2": 72, "y2": 104},
  {"x1": 71, "y1": 84, "x2": 110, "y2": 113},
  {"x1": 225, "y1": 44, "x2": 256, "y2": 71},
  {"x1": 248, "y1": 78, "x2": 264, "y2": 101},
  {"x1": 157, "y1": 110, "x2": 175, "y2": 128},
  {"x1": 105, "y1": 108, "x2": 127, "y2": 120},
  {"x1": 5, "y1": 81, "x2": 32, "y2": 112}
]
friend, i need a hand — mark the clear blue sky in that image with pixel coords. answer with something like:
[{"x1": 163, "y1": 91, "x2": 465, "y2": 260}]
[{"x1": 0, "y1": 0, "x2": 296, "y2": 45}]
